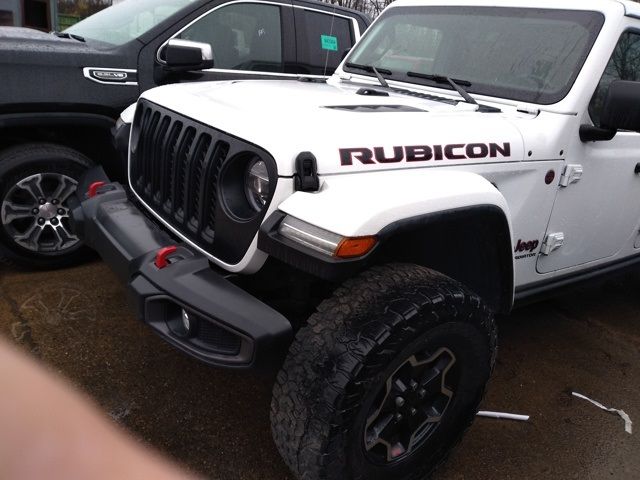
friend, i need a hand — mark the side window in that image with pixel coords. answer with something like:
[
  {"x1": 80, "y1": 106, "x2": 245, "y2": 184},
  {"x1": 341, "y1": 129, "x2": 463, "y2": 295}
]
[
  {"x1": 589, "y1": 31, "x2": 640, "y2": 126},
  {"x1": 178, "y1": 3, "x2": 283, "y2": 72},
  {"x1": 296, "y1": 10, "x2": 355, "y2": 75}
]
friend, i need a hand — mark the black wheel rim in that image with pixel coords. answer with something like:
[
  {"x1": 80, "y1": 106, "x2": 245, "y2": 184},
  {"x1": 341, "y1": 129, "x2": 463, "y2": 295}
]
[
  {"x1": 363, "y1": 347, "x2": 457, "y2": 464},
  {"x1": 1, "y1": 173, "x2": 80, "y2": 254}
]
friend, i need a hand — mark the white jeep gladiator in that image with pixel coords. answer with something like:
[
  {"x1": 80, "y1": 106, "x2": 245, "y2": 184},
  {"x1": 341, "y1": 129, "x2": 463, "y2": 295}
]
[{"x1": 71, "y1": 0, "x2": 640, "y2": 478}]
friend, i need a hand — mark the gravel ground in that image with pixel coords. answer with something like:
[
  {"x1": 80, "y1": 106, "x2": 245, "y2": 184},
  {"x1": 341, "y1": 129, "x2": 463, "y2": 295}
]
[{"x1": 1, "y1": 260, "x2": 639, "y2": 479}]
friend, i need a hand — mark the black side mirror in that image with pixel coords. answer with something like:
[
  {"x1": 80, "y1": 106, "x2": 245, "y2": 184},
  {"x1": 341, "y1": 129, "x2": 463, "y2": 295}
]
[
  {"x1": 163, "y1": 39, "x2": 214, "y2": 72},
  {"x1": 581, "y1": 80, "x2": 640, "y2": 142},
  {"x1": 600, "y1": 80, "x2": 640, "y2": 131}
]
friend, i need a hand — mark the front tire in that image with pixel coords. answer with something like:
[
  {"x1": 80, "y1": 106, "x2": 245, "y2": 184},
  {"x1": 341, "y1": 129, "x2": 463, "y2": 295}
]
[
  {"x1": 271, "y1": 263, "x2": 497, "y2": 480},
  {"x1": 0, "y1": 143, "x2": 93, "y2": 269}
]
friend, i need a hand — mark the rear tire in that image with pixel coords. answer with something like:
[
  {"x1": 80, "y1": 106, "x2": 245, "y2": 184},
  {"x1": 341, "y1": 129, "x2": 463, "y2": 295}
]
[
  {"x1": 0, "y1": 143, "x2": 94, "y2": 269},
  {"x1": 271, "y1": 263, "x2": 497, "y2": 480}
]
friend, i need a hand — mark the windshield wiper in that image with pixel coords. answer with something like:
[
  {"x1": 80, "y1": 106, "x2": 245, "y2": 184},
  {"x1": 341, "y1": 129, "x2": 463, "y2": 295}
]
[
  {"x1": 53, "y1": 31, "x2": 85, "y2": 42},
  {"x1": 345, "y1": 62, "x2": 392, "y2": 88},
  {"x1": 407, "y1": 72, "x2": 477, "y2": 105}
]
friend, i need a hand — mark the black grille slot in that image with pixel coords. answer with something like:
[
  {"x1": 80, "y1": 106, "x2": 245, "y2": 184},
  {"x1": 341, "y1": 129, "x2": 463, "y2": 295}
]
[
  {"x1": 205, "y1": 142, "x2": 229, "y2": 238},
  {"x1": 129, "y1": 99, "x2": 276, "y2": 264},
  {"x1": 186, "y1": 133, "x2": 211, "y2": 233},
  {"x1": 161, "y1": 121, "x2": 183, "y2": 213},
  {"x1": 171, "y1": 126, "x2": 196, "y2": 223}
]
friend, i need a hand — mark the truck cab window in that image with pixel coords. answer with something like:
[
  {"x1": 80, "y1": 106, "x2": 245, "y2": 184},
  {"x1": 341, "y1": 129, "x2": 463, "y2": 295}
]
[
  {"x1": 589, "y1": 31, "x2": 640, "y2": 126},
  {"x1": 178, "y1": 3, "x2": 283, "y2": 72},
  {"x1": 295, "y1": 10, "x2": 354, "y2": 75}
]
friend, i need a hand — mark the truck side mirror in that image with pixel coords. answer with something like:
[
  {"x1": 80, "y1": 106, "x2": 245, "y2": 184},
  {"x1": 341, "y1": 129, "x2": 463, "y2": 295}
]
[
  {"x1": 580, "y1": 80, "x2": 640, "y2": 142},
  {"x1": 163, "y1": 39, "x2": 214, "y2": 72}
]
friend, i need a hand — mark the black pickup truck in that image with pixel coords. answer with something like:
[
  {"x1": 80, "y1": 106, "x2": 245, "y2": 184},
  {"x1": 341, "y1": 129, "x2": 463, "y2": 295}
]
[{"x1": 0, "y1": 0, "x2": 369, "y2": 268}]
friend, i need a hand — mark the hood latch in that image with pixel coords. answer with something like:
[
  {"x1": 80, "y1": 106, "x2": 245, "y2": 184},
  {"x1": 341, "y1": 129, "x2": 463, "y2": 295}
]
[{"x1": 294, "y1": 152, "x2": 320, "y2": 192}]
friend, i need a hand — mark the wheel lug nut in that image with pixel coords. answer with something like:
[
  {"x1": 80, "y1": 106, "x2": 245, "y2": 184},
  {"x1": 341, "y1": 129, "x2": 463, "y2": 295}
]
[
  {"x1": 57, "y1": 208, "x2": 65, "y2": 215},
  {"x1": 395, "y1": 397, "x2": 405, "y2": 407},
  {"x1": 51, "y1": 218, "x2": 59, "y2": 226},
  {"x1": 395, "y1": 413, "x2": 403, "y2": 422},
  {"x1": 32, "y1": 208, "x2": 39, "y2": 215},
  {"x1": 410, "y1": 408, "x2": 417, "y2": 416},
  {"x1": 39, "y1": 198, "x2": 46, "y2": 205},
  {"x1": 37, "y1": 218, "x2": 45, "y2": 225},
  {"x1": 410, "y1": 380, "x2": 419, "y2": 391},
  {"x1": 51, "y1": 199, "x2": 59, "y2": 205},
  {"x1": 418, "y1": 389, "x2": 426, "y2": 399}
]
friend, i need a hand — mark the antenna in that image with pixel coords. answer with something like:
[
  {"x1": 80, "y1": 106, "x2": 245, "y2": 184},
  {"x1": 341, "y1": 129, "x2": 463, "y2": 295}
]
[{"x1": 323, "y1": 1, "x2": 338, "y2": 76}]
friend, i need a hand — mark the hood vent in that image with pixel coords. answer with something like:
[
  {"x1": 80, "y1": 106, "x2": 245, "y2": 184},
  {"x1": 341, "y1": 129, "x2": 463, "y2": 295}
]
[{"x1": 324, "y1": 105, "x2": 428, "y2": 113}]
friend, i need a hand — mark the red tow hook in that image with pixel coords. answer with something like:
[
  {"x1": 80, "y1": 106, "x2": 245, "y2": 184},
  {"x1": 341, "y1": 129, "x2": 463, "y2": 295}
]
[
  {"x1": 87, "y1": 181, "x2": 107, "y2": 199},
  {"x1": 155, "y1": 246, "x2": 178, "y2": 269}
]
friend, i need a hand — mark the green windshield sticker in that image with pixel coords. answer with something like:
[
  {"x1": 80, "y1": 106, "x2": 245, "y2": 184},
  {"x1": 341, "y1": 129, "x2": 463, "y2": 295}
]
[{"x1": 321, "y1": 35, "x2": 338, "y2": 52}]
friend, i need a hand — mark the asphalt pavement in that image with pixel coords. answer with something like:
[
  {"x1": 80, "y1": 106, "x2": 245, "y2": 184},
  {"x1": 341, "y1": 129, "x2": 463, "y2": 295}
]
[{"x1": 1, "y1": 260, "x2": 639, "y2": 479}]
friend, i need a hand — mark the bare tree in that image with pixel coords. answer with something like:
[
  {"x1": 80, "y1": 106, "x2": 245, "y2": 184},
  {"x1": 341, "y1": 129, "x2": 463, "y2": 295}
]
[
  {"x1": 323, "y1": 0, "x2": 395, "y2": 17},
  {"x1": 610, "y1": 32, "x2": 640, "y2": 81}
]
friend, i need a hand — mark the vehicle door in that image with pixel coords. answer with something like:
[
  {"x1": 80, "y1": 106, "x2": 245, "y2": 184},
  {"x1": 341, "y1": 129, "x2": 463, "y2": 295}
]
[{"x1": 537, "y1": 29, "x2": 640, "y2": 274}]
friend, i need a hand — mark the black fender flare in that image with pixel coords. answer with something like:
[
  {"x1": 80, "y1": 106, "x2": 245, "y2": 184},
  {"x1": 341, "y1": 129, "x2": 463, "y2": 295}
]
[{"x1": 259, "y1": 205, "x2": 514, "y2": 313}]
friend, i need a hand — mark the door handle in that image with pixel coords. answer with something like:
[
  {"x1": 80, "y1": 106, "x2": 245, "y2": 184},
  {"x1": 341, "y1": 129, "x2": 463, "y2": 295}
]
[{"x1": 635, "y1": 163, "x2": 640, "y2": 174}]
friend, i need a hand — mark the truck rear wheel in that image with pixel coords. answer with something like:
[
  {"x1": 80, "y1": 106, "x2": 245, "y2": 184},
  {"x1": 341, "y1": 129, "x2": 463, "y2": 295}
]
[
  {"x1": 271, "y1": 263, "x2": 497, "y2": 480},
  {"x1": 0, "y1": 143, "x2": 93, "y2": 269}
]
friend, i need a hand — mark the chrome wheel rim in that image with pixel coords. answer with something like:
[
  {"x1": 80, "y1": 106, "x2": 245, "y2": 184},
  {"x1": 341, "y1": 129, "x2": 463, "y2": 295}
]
[
  {"x1": 364, "y1": 347, "x2": 457, "y2": 463},
  {"x1": 1, "y1": 173, "x2": 80, "y2": 253}
]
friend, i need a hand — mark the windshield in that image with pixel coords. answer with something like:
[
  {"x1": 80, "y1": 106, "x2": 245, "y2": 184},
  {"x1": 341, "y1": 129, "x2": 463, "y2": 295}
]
[
  {"x1": 345, "y1": 7, "x2": 604, "y2": 105},
  {"x1": 65, "y1": 0, "x2": 198, "y2": 47}
]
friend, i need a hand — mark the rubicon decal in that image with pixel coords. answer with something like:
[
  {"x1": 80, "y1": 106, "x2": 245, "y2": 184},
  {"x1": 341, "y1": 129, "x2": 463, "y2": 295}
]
[
  {"x1": 514, "y1": 239, "x2": 539, "y2": 260},
  {"x1": 339, "y1": 143, "x2": 511, "y2": 166}
]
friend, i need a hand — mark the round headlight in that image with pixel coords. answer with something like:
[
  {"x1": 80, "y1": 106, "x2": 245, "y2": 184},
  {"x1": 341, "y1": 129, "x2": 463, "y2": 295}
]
[{"x1": 245, "y1": 159, "x2": 270, "y2": 210}]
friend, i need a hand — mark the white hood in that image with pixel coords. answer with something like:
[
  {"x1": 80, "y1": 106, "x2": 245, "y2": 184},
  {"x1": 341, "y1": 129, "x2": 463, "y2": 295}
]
[{"x1": 141, "y1": 79, "x2": 526, "y2": 176}]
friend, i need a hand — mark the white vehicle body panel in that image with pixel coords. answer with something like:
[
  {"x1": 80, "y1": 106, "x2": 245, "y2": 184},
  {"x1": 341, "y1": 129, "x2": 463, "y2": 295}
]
[
  {"x1": 278, "y1": 170, "x2": 512, "y2": 237},
  {"x1": 140, "y1": 80, "x2": 527, "y2": 176},
  {"x1": 129, "y1": 0, "x2": 640, "y2": 299},
  {"x1": 119, "y1": 102, "x2": 137, "y2": 124},
  {"x1": 537, "y1": 130, "x2": 640, "y2": 274}
]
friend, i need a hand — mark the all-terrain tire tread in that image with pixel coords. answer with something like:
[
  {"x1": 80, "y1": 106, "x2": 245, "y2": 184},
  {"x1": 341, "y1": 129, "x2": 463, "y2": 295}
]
[{"x1": 271, "y1": 263, "x2": 497, "y2": 480}]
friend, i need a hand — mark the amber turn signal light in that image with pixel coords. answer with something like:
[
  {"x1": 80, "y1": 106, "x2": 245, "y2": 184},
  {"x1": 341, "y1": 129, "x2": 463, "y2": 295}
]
[{"x1": 335, "y1": 236, "x2": 377, "y2": 259}]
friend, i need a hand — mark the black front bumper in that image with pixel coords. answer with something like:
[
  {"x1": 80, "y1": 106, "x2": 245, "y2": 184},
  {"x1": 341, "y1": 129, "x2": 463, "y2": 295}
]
[{"x1": 70, "y1": 167, "x2": 292, "y2": 369}]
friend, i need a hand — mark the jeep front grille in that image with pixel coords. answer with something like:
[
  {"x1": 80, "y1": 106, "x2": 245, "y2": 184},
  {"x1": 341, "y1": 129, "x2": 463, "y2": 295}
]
[{"x1": 129, "y1": 99, "x2": 276, "y2": 264}]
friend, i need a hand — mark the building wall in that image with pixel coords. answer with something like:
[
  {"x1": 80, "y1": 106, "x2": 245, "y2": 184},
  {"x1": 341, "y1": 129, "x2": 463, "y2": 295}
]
[
  {"x1": 0, "y1": 0, "x2": 58, "y2": 30},
  {"x1": 0, "y1": 0, "x2": 22, "y2": 26}
]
